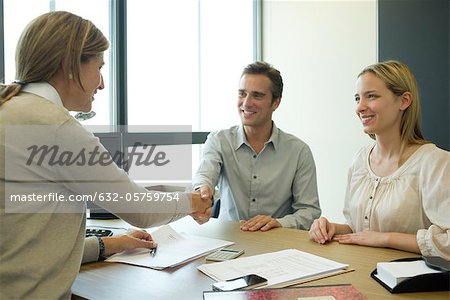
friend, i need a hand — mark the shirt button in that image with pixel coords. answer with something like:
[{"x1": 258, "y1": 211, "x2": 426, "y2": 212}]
[
  {"x1": 369, "y1": 196, "x2": 373, "y2": 199},
  {"x1": 252, "y1": 198, "x2": 256, "y2": 202},
  {"x1": 253, "y1": 175, "x2": 257, "y2": 179},
  {"x1": 365, "y1": 216, "x2": 368, "y2": 220},
  {"x1": 253, "y1": 155, "x2": 256, "y2": 158}
]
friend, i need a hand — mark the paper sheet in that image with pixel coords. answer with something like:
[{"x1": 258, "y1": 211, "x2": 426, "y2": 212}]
[
  {"x1": 198, "y1": 249, "x2": 349, "y2": 288},
  {"x1": 106, "y1": 225, "x2": 234, "y2": 270}
]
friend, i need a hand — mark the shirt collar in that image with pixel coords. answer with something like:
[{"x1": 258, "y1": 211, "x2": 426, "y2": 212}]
[
  {"x1": 21, "y1": 82, "x2": 65, "y2": 108},
  {"x1": 234, "y1": 122, "x2": 280, "y2": 151},
  {"x1": 235, "y1": 126, "x2": 247, "y2": 150},
  {"x1": 269, "y1": 122, "x2": 280, "y2": 150}
]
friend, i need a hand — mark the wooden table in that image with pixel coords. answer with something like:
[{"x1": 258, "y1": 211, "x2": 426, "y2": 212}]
[{"x1": 72, "y1": 217, "x2": 449, "y2": 300}]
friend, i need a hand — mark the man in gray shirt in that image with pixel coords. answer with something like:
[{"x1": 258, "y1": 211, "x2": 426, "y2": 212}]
[{"x1": 192, "y1": 61, "x2": 321, "y2": 231}]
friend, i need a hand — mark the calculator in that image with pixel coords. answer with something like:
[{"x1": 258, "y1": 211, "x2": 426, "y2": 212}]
[
  {"x1": 85, "y1": 228, "x2": 113, "y2": 238},
  {"x1": 205, "y1": 248, "x2": 244, "y2": 262}
]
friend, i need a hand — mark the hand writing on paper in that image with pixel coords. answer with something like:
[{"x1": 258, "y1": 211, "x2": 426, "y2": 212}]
[
  {"x1": 240, "y1": 215, "x2": 281, "y2": 232},
  {"x1": 103, "y1": 230, "x2": 156, "y2": 256}
]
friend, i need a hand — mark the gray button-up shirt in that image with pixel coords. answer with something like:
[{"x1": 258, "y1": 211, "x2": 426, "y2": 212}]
[{"x1": 192, "y1": 123, "x2": 321, "y2": 229}]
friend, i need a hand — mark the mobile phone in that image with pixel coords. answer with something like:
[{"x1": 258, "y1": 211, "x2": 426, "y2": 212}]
[
  {"x1": 212, "y1": 274, "x2": 268, "y2": 291},
  {"x1": 205, "y1": 248, "x2": 244, "y2": 261}
]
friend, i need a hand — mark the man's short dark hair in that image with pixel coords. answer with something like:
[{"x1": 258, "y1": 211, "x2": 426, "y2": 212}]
[{"x1": 241, "y1": 61, "x2": 283, "y2": 101}]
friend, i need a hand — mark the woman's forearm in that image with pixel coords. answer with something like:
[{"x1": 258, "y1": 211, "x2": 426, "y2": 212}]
[
  {"x1": 386, "y1": 232, "x2": 420, "y2": 254},
  {"x1": 334, "y1": 223, "x2": 353, "y2": 235}
]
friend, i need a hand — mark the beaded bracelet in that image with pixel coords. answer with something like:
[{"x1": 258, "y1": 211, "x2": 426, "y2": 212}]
[{"x1": 96, "y1": 236, "x2": 107, "y2": 261}]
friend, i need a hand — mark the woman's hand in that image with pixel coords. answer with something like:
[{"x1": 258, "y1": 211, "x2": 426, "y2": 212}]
[
  {"x1": 333, "y1": 231, "x2": 420, "y2": 254},
  {"x1": 102, "y1": 230, "x2": 156, "y2": 256},
  {"x1": 333, "y1": 231, "x2": 389, "y2": 247},
  {"x1": 309, "y1": 217, "x2": 336, "y2": 244}
]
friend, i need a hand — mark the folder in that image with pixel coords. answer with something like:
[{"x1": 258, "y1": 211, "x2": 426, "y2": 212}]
[{"x1": 203, "y1": 284, "x2": 368, "y2": 300}]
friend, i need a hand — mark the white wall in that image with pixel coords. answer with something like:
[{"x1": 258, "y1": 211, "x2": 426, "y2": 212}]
[{"x1": 262, "y1": 0, "x2": 377, "y2": 222}]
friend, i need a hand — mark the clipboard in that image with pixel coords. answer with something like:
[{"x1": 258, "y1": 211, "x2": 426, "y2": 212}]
[{"x1": 370, "y1": 257, "x2": 450, "y2": 293}]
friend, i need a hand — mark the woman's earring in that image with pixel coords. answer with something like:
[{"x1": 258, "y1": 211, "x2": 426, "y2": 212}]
[{"x1": 68, "y1": 74, "x2": 73, "y2": 80}]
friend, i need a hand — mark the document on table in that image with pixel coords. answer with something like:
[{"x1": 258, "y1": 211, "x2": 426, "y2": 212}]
[
  {"x1": 198, "y1": 249, "x2": 350, "y2": 288},
  {"x1": 106, "y1": 225, "x2": 234, "y2": 270}
]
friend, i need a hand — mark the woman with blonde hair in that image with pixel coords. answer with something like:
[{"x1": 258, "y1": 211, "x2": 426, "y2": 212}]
[
  {"x1": 309, "y1": 60, "x2": 449, "y2": 259},
  {"x1": 0, "y1": 11, "x2": 210, "y2": 299}
]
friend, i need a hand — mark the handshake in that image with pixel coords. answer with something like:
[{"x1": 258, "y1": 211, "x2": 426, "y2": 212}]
[{"x1": 190, "y1": 185, "x2": 215, "y2": 224}]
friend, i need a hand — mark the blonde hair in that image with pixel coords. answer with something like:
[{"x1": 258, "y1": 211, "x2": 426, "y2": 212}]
[
  {"x1": 358, "y1": 60, "x2": 429, "y2": 147},
  {"x1": 0, "y1": 11, "x2": 109, "y2": 106}
]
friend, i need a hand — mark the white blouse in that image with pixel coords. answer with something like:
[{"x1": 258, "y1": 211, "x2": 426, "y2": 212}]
[{"x1": 343, "y1": 143, "x2": 450, "y2": 259}]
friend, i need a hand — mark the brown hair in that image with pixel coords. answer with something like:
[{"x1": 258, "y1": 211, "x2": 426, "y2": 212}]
[
  {"x1": 242, "y1": 61, "x2": 283, "y2": 102},
  {"x1": 0, "y1": 11, "x2": 109, "y2": 106}
]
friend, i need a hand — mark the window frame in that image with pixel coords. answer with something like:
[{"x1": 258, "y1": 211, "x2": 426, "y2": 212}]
[
  {"x1": 0, "y1": 0, "x2": 4, "y2": 83},
  {"x1": 0, "y1": 0, "x2": 261, "y2": 144}
]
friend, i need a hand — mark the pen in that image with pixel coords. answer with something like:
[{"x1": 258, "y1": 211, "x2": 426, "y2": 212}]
[{"x1": 150, "y1": 247, "x2": 157, "y2": 257}]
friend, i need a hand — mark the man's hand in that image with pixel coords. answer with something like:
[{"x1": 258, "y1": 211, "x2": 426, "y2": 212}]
[
  {"x1": 198, "y1": 185, "x2": 214, "y2": 203},
  {"x1": 240, "y1": 215, "x2": 281, "y2": 232}
]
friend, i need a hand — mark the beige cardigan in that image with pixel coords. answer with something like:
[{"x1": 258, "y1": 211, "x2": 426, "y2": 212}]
[{"x1": 0, "y1": 84, "x2": 190, "y2": 299}]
